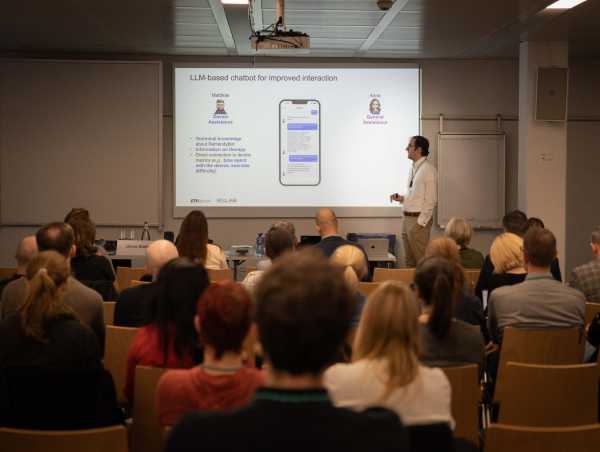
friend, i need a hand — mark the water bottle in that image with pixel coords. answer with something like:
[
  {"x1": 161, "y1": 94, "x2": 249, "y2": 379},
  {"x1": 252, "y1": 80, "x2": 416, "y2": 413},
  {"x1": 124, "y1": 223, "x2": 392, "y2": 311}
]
[
  {"x1": 256, "y1": 233, "x2": 265, "y2": 257},
  {"x1": 141, "y1": 221, "x2": 151, "y2": 240}
]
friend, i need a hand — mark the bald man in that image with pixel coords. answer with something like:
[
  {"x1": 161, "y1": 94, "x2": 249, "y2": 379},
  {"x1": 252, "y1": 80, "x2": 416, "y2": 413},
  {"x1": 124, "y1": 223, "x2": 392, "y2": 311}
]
[
  {"x1": 114, "y1": 240, "x2": 179, "y2": 327},
  {"x1": 0, "y1": 236, "x2": 38, "y2": 300},
  {"x1": 313, "y1": 208, "x2": 370, "y2": 280}
]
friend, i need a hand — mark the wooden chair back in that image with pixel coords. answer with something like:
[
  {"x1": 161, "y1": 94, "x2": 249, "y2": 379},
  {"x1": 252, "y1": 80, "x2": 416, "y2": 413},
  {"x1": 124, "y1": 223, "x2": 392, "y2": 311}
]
[
  {"x1": 486, "y1": 423, "x2": 600, "y2": 452},
  {"x1": 498, "y1": 362, "x2": 598, "y2": 427},
  {"x1": 372, "y1": 268, "x2": 415, "y2": 284},
  {"x1": 103, "y1": 302, "x2": 116, "y2": 326},
  {"x1": 0, "y1": 425, "x2": 128, "y2": 452},
  {"x1": 358, "y1": 282, "x2": 381, "y2": 297},
  {"x1": 0, "y1": 267, "x2": 16, "y2": 280},
  {"x1": 441, "y1": 364, "x2": 480, "y2": 446},
  {"x1": 104, "y1": 325, "x2": 139, "y2": 404},
  {"x1": 495, "y1": 326, "x2": 585, "y2": 403},
  {"x1": 116, "y1": 267, "x2": 146, "y2": 291},
  {"x1": 132, "y1": 366, "x2": 166, "y2": 452},
  {"x1": 585, "y1": 302, "x2": 600, "y2": 326},
  {"x1": 207, "y1": 268, "x2": 233, "y2": 282}
]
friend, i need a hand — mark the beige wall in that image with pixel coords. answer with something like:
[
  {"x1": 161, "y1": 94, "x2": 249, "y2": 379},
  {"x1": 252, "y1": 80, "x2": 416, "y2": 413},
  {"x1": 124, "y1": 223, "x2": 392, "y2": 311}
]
[
  {"x1": 566, "y1": 60, "x2": 600, "y2": 275},
  {"x1": 0, "y1": 57, "x2": 523, "y2": 266}
]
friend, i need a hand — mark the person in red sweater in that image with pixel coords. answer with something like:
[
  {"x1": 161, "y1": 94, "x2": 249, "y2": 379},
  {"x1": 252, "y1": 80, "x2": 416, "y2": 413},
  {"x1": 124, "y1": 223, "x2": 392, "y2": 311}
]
[
  {"x1": 124, "y1": 258, "x2": 210, "y2": 403},
  {"x1": 155, "y1": 281, "x2": 265, "y2": 426}
]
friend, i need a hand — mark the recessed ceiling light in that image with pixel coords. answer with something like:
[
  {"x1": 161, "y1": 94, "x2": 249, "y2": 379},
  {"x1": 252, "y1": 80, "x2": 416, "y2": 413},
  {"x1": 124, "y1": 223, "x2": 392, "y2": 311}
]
[
  {"x1": 546, "y1": 0, "x2": 588, "y2": 9},
  {"x1": 220, "y1": 0, "x2": 249, "y2": 4}
]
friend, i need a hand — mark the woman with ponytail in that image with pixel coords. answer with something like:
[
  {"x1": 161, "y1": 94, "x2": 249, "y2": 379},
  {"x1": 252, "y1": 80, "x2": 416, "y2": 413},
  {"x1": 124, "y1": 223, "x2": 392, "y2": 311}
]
[
  {"x1": 0, "y1": 250, "x2": 100, "y2": 367},
  {"x1": 324, "y1": 281, "x2": 454, "y2": 427},
  {"x1": 414, "y1": 257, "x2": 484, "y2": 368}
]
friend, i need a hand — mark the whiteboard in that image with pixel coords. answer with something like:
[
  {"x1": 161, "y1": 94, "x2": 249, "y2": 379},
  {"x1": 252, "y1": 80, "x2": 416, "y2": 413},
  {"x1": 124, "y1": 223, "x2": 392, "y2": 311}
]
[
  {"x1": 437, "y1": 133, "x2": 506, "y2": 229},
  {"x1": 0, "y1": 59, "x2": 162, "y2": 226}
]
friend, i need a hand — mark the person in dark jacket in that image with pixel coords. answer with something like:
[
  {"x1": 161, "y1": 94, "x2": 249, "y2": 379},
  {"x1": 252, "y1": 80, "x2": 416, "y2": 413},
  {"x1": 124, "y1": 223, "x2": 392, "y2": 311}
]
[{"x1": 0, "y1": 250, "x2": 122, "y2": 429}]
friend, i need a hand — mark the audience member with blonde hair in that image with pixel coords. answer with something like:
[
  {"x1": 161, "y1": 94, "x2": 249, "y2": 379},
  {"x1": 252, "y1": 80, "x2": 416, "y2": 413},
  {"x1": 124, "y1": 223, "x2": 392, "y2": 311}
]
[
  {"x1": 487, "y1": 232, "x2": 527, "y2": 295},
  {"x1": 444, "y1": 217, "x2": 484, "y2": 268},
  {"x1": 324, "y1": 281, "x2": 454, "y2": 427},
  {"x1": 414, "y1": 257, "x2": 484, "y2": 368},
  {"x1": 330, "y1": 245, "x2": 368, "y2": 325},
  {"x1": 425, "y1": 237, "x2": 461, "y2": 265}
]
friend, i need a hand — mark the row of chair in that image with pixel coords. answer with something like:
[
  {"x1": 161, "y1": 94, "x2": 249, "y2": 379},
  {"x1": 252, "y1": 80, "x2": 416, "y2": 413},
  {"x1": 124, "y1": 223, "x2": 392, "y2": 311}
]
[{"x1": 4, "y1": 423, "x2": 600, "y2": 452}]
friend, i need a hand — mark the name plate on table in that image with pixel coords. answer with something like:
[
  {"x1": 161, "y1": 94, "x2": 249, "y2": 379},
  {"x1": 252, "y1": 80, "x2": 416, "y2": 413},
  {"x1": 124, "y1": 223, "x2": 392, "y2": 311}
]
[{"x1": 116, "y1": 240, "x2": 153, "y2": 256}]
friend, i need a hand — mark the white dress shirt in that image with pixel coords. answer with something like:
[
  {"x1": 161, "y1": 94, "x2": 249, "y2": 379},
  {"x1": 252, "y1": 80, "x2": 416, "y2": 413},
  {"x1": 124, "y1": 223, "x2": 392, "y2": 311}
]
[
  {"x1": 403, "y1": 157, "x2": 438, "y2": 226},
  {"x1": 324, "y1": 359, "x2": 454, "y2": 428}
]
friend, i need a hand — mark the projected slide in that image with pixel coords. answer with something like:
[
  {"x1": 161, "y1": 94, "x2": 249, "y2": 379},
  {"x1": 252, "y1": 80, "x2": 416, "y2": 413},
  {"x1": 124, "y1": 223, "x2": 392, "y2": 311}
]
[{"x1": 174, "y1": 67, "x2": 419, "y2": 211}]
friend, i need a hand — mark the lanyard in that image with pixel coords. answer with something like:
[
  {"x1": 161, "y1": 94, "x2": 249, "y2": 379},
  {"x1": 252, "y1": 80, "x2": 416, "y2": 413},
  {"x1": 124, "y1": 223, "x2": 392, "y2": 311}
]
[{"x1": 409, "y1": 159, "x2": 427, "y2": 188}]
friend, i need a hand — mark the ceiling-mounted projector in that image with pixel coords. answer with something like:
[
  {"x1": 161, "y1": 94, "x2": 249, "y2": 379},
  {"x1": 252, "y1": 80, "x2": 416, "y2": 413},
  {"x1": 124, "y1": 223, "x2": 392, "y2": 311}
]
[{"x1": 249, "y1": 0, "x2": 310, "y2": 53}]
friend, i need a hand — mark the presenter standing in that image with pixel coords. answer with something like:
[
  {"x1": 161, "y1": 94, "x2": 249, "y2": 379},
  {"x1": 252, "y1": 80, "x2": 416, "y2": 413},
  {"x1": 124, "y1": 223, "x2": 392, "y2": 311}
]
[{"x1": 390, "y1": 136, "x2": 437, "y2": 267}]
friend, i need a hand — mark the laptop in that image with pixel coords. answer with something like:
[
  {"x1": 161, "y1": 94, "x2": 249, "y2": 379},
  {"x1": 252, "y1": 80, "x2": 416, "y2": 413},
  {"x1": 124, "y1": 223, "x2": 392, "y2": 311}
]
[{"x1": 357, "y1": 238, "x2": 389, "y2": 260}]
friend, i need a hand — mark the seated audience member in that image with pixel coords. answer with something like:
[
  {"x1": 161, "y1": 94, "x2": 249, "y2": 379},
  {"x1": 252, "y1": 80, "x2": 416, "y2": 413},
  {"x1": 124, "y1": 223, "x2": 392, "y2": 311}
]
[
  {"x1": 0, "y1": 251, "x2": 100, "y2": 367},
  {"x1": 475, "y1": 210, "x2": 528, "y2": 299},
  {"x1": 156, "y1": 281, "x2": 265, "y2": 426},
  {"x1": 166, "y1": 251, "x2": 410, "y2": 452},
  {"x1": 68, "y1": 218, "x2": 117, "y2": 300},
  {"x1": 526, "y1": 216, "x2": 563, "y2": 280},
  {"x1": 487, "y1": 227, "x2": 585, "y2": 344},
  {"x1": 486, "y1": 233, "x2": 527, "y2": 295},
  {"x1": 125, "y1": 258, "x2": 209, "y2": 403},
  {"x1": 444, "y1": 217, "x2": 484, "y2": 268},
  {"x1": 330, "y1": 244, "x2": 369, "y2": 326},
  {"x1": 0, "y1": 223, "x2": 105, "y2": 354},
  {"x1": 476, "y1": 211, "x2": 561, "y2": 299},
  {"x1": 64, "y1": 207, "x2": 114, "y2": 266},
  {"x1": 569, "y1": 225, "x2": 600, "y2": 303},
  {"x1": 0, "y1": 251, "x2": 122, "y2": 429},
  {"x1": 243, "y1": 226, "x2": 294, "y2": 294},
  {"x1": 415, "y1": 257, "x2": 485, "y2": 368},
  {"x1": 176, "y1": 210, "x2": 227, "y2": 270},
  {"x1": 424, "y1": 238, "x2": 488, "y2": 341},
  {"x1": 324, "y1": 281, "x2": 454, "y2": 428},
  {"x1": 0, "y1": 235, "x2": 37, "y2": 299},
  {"x1": 313, "y1": 208, "x2": 370, "y2": 280},
  {"x1": 256, "y1": 220, "x2": 297, "y2": 271},
  {"x1": 114, "y1": 240, "x2": 178, "y2": 327}
]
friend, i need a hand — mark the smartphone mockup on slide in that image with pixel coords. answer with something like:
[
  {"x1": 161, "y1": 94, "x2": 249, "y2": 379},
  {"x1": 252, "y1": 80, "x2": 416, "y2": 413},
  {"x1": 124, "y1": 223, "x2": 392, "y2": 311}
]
[{"x1": 279, "y1": 99, "x2": 321, "y2": 186}]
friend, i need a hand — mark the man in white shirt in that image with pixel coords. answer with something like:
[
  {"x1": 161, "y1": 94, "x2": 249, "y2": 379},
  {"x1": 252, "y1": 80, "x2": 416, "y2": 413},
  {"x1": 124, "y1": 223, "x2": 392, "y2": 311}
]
[{"x1": 391, "y1": 136, "x2": 437, "y2": 267}]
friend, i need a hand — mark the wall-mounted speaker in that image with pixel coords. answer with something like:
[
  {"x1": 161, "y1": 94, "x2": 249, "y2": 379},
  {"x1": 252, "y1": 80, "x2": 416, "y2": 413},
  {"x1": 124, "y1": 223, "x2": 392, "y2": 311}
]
[{"x1": 536, "y1": 67, "x2": 568, "y2": 121}]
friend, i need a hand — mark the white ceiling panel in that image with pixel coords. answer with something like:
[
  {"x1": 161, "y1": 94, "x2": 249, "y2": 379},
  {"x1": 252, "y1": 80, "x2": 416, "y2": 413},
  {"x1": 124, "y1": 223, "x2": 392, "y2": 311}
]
[
  {"x1": 390, "y1": 11, "x2": 423, "y2": 27},
  {"x1": 174, "y1": 7, "x2": 217, "y2": 24},
  {"x1": 288, "y1": 25, "x2": 374, "y2": 39},
  {"x1": 262, "y1": 10, "x2": 384, "y2": 27},
  {"x1": 175, "y1": 0, "x2": 211, "y2": 7},
  {"x1": 1, "y1": 0, "x2": 599, "y2": 58},
  {"x1": 262, "y1": 0, "x2": 382, "y2": 11},
  {"x1": 379, "y1": 27, "x2": 421, "y2": 40},
  {"x1": 310, "y1": 38, "x2": 364, "y2": 49}
]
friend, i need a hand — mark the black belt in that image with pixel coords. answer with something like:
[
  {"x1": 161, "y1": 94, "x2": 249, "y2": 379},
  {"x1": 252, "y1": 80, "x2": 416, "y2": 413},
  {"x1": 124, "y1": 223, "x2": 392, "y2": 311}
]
[{"x1": 404, "y1": 212, "x2": 420, "y2": 217}]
